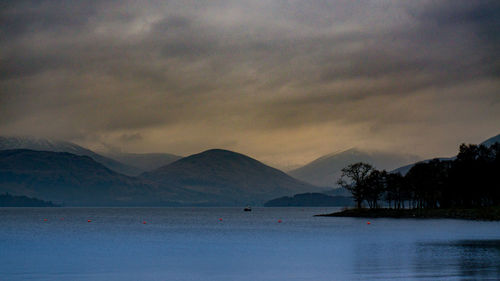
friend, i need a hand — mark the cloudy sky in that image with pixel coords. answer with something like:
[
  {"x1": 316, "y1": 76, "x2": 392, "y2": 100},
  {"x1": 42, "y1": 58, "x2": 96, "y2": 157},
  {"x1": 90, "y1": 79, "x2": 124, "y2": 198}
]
[{"x1": 1, "y1": 0, "x2": 499, "y2": 169}]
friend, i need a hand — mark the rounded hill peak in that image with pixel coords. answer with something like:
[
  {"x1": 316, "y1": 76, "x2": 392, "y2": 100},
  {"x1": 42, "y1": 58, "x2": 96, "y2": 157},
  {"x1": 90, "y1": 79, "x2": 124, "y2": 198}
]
[
  {"x1": 199, "y1": 148, "x2": 238, "y2": 155},
  {"x1": 188, "y1": 149, "x2": 254, "y2": 162}
]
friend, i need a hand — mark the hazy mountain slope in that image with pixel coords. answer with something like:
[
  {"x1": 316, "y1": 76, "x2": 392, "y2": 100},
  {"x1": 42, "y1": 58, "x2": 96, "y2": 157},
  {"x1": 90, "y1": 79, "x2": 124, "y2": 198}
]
[
  {"x1": 141, "y1": 149, "x2": 321, "y2": 205},
  {"x1": 391, "y1": 157, "x2": 454, "y2": 175},
  {"x1": 289, "y1": 148, "x2": 420, "y2": 187},
  {"x1": 481, "y1": 133, "x2": 500, "y2": 147},
  {"x1": 391, "y1": 132, "x2": 500, "y2": 175},
  {"x1": 105, "y1": 152, "x2": 182, "y2": 172},
  {"x1": 0, "y1": 149, "x2": 155, "y2": 206},
  {"x1": 0, "y1": 136, "x2": 141, "y2": 176}
]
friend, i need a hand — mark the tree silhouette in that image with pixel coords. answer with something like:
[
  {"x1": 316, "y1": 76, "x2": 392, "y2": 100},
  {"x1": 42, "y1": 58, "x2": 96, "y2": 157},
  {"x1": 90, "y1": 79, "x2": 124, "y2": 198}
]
[
  {"x1": 385, "y1": 172, "x2": 406, "y2": 209},
  {"x1": 339, "y1": 142, "x2": 500, "y2": 210},
  {"x1": 364, "y1": 170, "x2": 386, "y2": 209},
  {"x1": 337, "y1": 162, "x2": 374, "y2": 208}
]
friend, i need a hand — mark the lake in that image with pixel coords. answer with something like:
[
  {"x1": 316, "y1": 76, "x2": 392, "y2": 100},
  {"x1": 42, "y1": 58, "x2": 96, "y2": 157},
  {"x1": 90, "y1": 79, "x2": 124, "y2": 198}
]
[{"x1": 1, "y1": 207, "x2": 500, "y2": 280}]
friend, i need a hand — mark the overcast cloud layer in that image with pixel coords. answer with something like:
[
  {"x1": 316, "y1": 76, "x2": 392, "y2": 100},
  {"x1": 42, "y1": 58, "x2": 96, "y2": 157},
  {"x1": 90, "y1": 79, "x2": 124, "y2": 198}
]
[{"x1": 1, "y1": 0, "x2": 499, "y2": 168}]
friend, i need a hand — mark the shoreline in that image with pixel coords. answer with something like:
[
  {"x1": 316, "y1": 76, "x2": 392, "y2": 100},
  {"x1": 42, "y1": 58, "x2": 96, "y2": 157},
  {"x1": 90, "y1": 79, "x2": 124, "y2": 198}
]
[{"x1": 315, "y1": 207, "x2": 500, "y2": 221}]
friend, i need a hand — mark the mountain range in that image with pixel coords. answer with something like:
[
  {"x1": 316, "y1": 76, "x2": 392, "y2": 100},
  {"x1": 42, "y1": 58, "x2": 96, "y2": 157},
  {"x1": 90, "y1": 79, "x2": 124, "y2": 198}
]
[
  {"x1": 0, "y1": 149, "x2": 153, "y2": 206},
  {"x1": 0, "y1": 136, "x2": 184, "y2": 176},
  {"x1": 0, "y1": 148, "x2": 319, "y2": 206},
  {"x1": 0, "y1": 136, "x2": 141, "y2": 176},
  {"x1": 1, "y1": 133, "x2": 498, "y2": 206}
]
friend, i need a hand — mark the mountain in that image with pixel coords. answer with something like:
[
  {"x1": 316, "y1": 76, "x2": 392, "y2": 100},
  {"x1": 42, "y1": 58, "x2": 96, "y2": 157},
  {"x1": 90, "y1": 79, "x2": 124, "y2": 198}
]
[
  {"x1": 0, "y1": 149, "x2": 155, "y2": 206},
  {"x1": 0, "y1": 136, "x2": 141, "y2": 176},
  {"x1": 105, "y1": 152, "x2": 182, "y2": 172},
  {"x1": 264, "y1": 193, "x2": 354, "y2": 207},
  {"x1": 289, "y1": 148, "x2": 420, "y2": 188},
  {"x1": 391, "y1": 133, "x2": 500, "y2": 175},
  {"x1": 481, "y1": 133, "x2": 500, "y2": 147},
  {"x1": 140, "y1": 149, "x2": 321, "y2": 205},
  {"x1": 391, "y1": 157, "x2": 454, "y2": 175}
]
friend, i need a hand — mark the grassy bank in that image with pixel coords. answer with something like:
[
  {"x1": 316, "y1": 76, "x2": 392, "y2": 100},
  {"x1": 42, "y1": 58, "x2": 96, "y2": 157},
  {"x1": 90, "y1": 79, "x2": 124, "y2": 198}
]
[{"x1": 316, "y1": 207, "x2": 500, "y2": 221}]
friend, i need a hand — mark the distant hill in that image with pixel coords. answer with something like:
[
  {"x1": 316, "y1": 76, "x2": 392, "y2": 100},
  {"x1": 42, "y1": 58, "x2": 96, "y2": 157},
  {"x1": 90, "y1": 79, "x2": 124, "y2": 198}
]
[
  {"x1": 391, "y1": 157, "x2": 454, "y2": 175},
  {"x1": 0, "y1": 193, "x2": 59, "y2": 207},
  {"x1": 0, "y1": 149, "x2": 156, "y2": 206},
  {"x1": 141, "y1": 149, "x2": 321, "y2": 205},
  {"x1": 481, "y1": 133, "x2": 500, "y2": 147},
  {"x1": 0, "y1": 136, "x2": 141, "y2": 176},
  {"x1": 289, "y1": 148, "x2": 420, "y2": 188},
  {"x1": 264, "y1": 193, "x2": 354, "y2": 207},
  {"x1": 322, "y1": 187, "x2": 352, "y2": 197},
  {"x1": 391, "y1": 133, "x2": 500, "y2": 175},
  {"x1": 105, "y1": 152, "x2": 182, "y2": 172}
]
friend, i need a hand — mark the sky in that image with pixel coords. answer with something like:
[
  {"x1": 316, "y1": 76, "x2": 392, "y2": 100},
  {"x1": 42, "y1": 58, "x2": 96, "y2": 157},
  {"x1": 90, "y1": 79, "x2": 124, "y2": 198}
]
[{"x1": 1, "y1": 0, "x2": 499, "y2": 169}]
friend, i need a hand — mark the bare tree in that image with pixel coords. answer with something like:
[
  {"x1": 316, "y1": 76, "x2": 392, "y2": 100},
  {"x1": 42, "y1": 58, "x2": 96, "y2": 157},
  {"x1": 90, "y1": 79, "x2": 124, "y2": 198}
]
[{"x1": 337, "y1": 162, "x2": 374, "y2": 209}]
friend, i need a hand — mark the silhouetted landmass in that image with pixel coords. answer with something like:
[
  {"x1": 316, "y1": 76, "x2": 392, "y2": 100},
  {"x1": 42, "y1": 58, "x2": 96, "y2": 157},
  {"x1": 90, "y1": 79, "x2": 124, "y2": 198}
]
[
  {"x1": 336, "y1": 143, "x2": 500, "y2": 210},
  {"x1": 2, "y1": 134, "x2": 498, "y2": 207},
  {"x1": 321, "y1": 140, "x2": 500, "y2": 220},
  {"x1": 141, "y1": 149, "x2": 321, "y2": 205},
  {"x1": 316, "y1": 207, "x2": 500, "y2": 221},
  {"x1": 0, "y1": 193, "x2": 59, "y2": 207},
  {"x1": 0, "y1": 149, "x2": 156, "y2": 206},
  {"x1": 0, "y1": 149, "x2": 320, "y2": 206},
  {"x1": 264, "y1": 192, "x2": 354, "y2": 207}
]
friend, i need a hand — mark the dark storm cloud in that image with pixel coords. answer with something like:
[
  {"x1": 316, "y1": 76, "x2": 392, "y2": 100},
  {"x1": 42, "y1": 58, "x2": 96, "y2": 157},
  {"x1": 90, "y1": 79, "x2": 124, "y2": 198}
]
[
  {"x1": 1, "y1": 0, "x2": 499, "y2": 166},
  {"x1": 0, "y1": 1, "x2": 97, "y2": 39}
]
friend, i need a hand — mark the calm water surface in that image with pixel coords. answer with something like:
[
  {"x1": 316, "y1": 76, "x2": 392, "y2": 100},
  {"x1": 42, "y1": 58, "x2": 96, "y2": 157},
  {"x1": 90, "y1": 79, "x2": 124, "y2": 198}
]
[{"x1": 1, "y1": 207, "x2": 500, "y2": 280}]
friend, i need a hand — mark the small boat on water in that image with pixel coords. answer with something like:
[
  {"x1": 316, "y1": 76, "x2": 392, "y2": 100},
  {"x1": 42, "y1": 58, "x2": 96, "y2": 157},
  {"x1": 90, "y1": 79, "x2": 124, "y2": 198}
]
[{"x1": 244, "y1": 206, "x2": 252, "y2": 212}]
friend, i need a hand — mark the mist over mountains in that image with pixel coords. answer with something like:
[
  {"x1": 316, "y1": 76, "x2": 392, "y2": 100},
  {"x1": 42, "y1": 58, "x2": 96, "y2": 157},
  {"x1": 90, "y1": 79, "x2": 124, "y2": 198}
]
[
  {"x1": 0, "y1": 136, "x2": 141, "y2": 176},
  {"x1": 0, "y1": 136, "x2": 185, "y2": 176}
]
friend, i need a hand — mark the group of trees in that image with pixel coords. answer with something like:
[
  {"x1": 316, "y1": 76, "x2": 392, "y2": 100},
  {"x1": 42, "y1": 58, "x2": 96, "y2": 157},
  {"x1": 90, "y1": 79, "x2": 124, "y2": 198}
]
[{"x1": 338, "y1": 143, "x2": 500, "y2": 209}]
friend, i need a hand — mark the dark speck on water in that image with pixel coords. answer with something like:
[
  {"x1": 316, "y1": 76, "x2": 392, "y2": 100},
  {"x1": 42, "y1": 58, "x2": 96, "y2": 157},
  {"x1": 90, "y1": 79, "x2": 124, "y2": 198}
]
[{"x1": 1, "y1": 207, "x2": 500, "y2": 280}]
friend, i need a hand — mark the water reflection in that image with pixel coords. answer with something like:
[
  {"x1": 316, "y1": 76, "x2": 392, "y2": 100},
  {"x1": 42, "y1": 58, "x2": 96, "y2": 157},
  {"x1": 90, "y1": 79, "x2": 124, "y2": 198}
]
[
  {"x1": 414, "y1": 240, "x2": 500, "y2": 280},
  {"x1": 351, "y1": 239, "x2": 500, "y2": 280},
  {"x1": 353, "y1": 242, "x2": 415, "y2": 280}
]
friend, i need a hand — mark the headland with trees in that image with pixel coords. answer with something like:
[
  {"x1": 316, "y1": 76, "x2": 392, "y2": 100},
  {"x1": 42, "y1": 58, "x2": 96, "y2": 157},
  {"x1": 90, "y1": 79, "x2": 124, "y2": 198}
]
[{"x1": 318, "y1": 143, "x2": 500, "y2": 220}]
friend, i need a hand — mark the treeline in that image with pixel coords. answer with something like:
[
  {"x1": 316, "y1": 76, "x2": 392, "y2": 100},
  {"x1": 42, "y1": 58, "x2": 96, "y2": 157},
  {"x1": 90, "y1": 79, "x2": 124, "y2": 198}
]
[
  {"x1": 264, "y1": 193, "x2": 354, "y2": 207},
  {"x1": 0, "y1": 193, "x2": 59, "y2": 207},
  {"x1": 338, "y1": 143, "x2": 500, "y2": 209}
]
